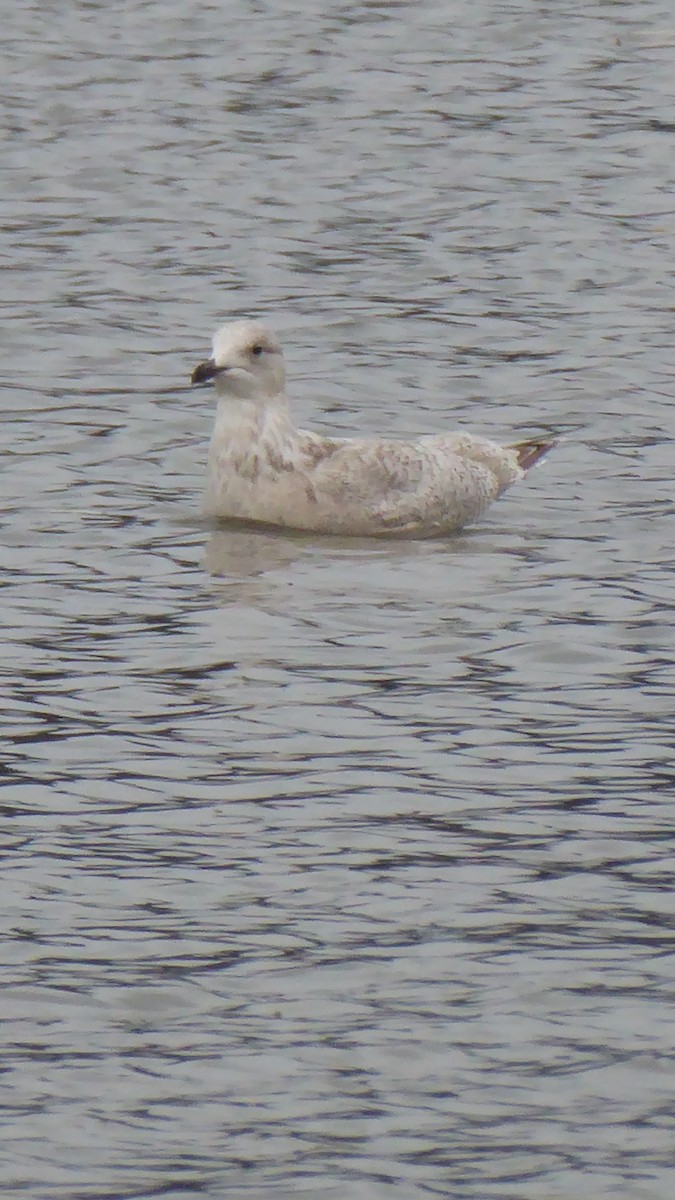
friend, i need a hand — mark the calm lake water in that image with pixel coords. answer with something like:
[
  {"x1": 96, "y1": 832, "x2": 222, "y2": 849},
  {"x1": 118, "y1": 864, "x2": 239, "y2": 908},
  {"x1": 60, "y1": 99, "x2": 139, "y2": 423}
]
[{"x1": 2, "y1": 1, "x2": 675, "y2": 1197}]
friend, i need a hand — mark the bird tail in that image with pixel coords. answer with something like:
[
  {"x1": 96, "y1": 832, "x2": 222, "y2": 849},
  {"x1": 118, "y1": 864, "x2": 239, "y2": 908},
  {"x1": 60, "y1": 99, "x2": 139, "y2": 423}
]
[{"x1": 511, "y1": 437, "x2": 557, "y2": 472}]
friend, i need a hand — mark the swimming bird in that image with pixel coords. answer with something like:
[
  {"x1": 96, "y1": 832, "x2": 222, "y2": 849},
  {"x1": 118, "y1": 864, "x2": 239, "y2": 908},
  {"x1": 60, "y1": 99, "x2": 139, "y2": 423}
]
[{"x1": 191, "y1": 319, "x2": 554, "y2": 537}]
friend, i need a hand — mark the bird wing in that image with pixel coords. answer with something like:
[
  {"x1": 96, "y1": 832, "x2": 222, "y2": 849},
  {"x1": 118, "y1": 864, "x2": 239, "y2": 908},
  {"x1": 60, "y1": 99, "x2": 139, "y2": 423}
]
[{"x1": 304, "y1": 433, "x2": 504, "y2": 533}]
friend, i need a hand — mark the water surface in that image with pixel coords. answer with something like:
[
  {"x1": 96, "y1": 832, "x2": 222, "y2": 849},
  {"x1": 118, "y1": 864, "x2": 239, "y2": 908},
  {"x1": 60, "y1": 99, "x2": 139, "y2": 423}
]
[{"x1": 2, "y1": 2, "x2": 675, "y2": 1197}]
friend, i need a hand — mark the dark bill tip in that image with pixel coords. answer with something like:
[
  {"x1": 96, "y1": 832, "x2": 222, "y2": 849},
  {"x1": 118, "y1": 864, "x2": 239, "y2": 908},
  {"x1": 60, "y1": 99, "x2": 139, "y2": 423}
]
[{"x1": 191, "y1": 358, "x2": 220, "y2": 385}]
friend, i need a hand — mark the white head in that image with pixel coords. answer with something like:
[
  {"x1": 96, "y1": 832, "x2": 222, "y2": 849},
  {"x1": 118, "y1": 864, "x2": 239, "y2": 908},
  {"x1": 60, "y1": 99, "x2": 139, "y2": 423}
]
[{"x1": 191, "y1": 319, "x2": 286, "y2": 401}]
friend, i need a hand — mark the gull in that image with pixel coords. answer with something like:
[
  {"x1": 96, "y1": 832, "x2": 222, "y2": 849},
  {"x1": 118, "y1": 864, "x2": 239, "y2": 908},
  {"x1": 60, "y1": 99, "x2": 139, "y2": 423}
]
[{"x1": 191, "y1": 319, "x2": 555, "y2": 537}]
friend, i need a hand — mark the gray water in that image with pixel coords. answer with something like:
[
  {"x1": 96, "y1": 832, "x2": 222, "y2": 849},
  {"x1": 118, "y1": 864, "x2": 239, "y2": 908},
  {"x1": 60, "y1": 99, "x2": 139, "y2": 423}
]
[{"x1": 2, "y1": 2, "x2": 675, "y2": 1197}]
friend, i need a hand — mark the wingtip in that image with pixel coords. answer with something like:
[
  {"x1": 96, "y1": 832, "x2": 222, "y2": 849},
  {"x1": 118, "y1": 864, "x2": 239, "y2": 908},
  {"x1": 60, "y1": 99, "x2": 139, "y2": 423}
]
[{"x1": 513, "y1": 437, "x2": 557, "y2": 472}]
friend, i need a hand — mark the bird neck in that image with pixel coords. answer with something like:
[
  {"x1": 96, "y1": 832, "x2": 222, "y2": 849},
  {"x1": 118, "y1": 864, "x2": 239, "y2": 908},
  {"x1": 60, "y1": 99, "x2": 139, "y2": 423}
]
[{"x1": 211, "y1": 391, "x2": 298, "y2": 458}]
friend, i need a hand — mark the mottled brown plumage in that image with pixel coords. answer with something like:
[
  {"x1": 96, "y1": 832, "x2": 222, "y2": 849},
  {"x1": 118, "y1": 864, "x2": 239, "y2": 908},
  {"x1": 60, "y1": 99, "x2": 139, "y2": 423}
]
[{"x1": 192, "y1": 320, "x2": 555, "y2": 537}]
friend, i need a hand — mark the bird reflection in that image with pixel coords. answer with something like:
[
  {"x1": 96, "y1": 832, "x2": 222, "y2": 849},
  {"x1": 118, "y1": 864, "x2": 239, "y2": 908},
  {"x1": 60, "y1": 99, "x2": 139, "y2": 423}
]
[{"x1": 204, "y1": 524, "x2": 310, "y2": 579}]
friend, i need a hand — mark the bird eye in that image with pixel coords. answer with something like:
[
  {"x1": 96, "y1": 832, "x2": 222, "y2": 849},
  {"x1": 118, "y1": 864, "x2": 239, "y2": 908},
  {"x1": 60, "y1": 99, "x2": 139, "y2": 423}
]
[{"x1": 250, "y1": 344, "x2": 264, "y2": 357}]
